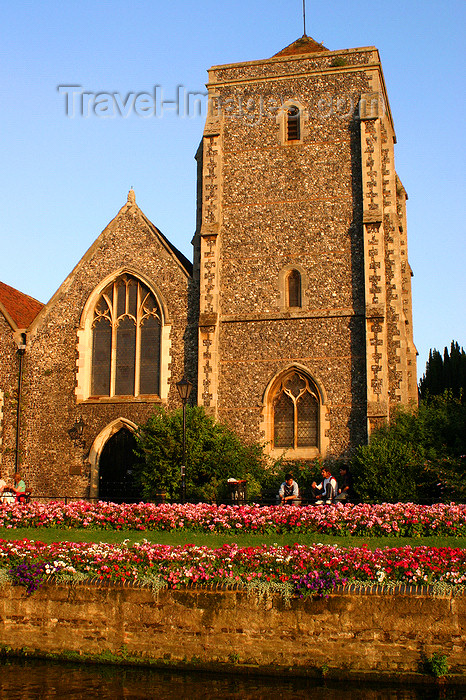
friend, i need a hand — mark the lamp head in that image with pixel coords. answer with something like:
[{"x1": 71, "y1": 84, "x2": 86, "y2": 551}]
[{"x1": 176, "y1": 378, "x2": 193, "y2": 402}]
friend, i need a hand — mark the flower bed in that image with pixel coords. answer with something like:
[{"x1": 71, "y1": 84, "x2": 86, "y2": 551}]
[
  {"x1": 1, "y1": 539, "x2": 465, "y2": 597},
  {"x1": 0, "y1": 501, "x2": 465, "y2": 537}
]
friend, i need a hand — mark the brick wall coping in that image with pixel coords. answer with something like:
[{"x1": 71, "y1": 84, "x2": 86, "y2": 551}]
[{"x1": 21, "y1": 576, "x2": 466, "y2": 597}]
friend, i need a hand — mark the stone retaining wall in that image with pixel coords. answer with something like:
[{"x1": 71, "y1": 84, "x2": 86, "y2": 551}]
[{"x1": 1, "y1": 584, "x2": 465, "y2": 677}]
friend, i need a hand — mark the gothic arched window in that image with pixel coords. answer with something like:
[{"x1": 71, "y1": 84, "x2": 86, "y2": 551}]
[
  {"x1": 287, "y1": 270, "x2": 302, "y2": 308},
  {"x1": 90, "y1": 275, "x2": 161, "y2": 397},
  {"x1": 273, "y1": 371, "x2": 319, "y2": 449}
]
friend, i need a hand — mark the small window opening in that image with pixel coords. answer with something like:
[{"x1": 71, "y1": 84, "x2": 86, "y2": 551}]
[
  {"x1": 287, "y1": 270, "x2": 302, "y2": 308},
  {"x1": 287, "y1": 106, "x2": 300, "y2": 141}
]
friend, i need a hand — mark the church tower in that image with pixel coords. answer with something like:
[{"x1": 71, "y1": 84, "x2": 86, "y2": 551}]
[{"x1": 193, "y1": 36, "x2": 417, "y2": 459}]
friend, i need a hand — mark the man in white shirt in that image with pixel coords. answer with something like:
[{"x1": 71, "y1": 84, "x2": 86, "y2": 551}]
[
  {"x1": 311, "y1": 467, "x2": 338, "y2": 504},
  {"x1": 0, "y1": 470, "x2": 9, "y2": 502}
]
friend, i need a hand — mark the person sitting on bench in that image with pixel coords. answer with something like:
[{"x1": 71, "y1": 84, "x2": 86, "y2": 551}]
[
  {"x1": 278, "y1": 473, "x2": 299, "y2": 505},
  {"x1": 334, "y1": 464, "x2": 354, "y2": 502},
  {"x1": 310, "y1": 467, "x2": 337, "y2": 504},
  {"x1": 0, "y1": 471, "x2": 15, "y2": 503},
  {"x1": 12, "y1": 473, "x2": 27, "y2": 503}
]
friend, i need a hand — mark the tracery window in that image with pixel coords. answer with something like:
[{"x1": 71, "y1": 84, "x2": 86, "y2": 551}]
[
  {"x1": 273, "y1": 371, "x2": 319, "y2": 449},
  {"x1": 91, "y1": 275, "x2": 161, "y2": 397},
  {"x1": 287, "y1": 269, "x2": 302, "y2": 308}
]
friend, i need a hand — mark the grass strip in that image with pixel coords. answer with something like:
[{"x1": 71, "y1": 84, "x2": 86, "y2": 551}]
[{"x1": 0, "y1": 527, "x2": 465, "y2": 549}]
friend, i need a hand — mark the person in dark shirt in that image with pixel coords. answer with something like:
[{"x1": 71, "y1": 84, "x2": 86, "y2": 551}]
[
  {"x1": 278, "y1": 473, "x2": 299, "y2": 505},
  {"x1": 334, "y1": 464, "x2": 354, "y2": 502}
]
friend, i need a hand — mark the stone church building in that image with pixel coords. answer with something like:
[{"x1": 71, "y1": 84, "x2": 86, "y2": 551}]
[{"x1": 0, "y1": 35, "x2": 417, "y2": 499}]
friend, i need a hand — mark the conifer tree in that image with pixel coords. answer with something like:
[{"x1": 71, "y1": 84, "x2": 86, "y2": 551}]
[{"x1": 419, "y1": 341, "x2": 466, "y2": 402}]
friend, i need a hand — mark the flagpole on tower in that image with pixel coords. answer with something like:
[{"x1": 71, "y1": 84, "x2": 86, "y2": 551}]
[{"x1": 303, "y1": 0, "x2": 307, "y2": 36}]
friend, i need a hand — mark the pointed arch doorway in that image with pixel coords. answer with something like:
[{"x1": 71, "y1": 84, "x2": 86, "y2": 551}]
[{"x1": 97, "y1": 426, "x2": 139, "y2": 503}]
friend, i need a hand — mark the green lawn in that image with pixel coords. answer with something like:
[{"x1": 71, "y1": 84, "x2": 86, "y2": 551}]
[{"x1": 1, "y1": 527, "x2": 465, "y2": 550}]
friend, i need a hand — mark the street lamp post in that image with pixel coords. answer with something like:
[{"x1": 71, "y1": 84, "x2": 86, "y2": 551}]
[
  {"x1": 176, "y1": 378, "x2": 193, "y2": 504},
  {"x1": 15, "y1": 337, "x2": 26, "y2": 476}
]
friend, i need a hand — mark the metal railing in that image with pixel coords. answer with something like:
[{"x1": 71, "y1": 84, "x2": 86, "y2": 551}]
[{"x1": 29, "y1": 496, "x2": 103, "y2": 505}]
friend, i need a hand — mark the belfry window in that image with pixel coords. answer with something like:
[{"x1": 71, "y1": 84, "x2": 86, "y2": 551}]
[
  {"x1": 287, "y1": 270, "x2": 302, "y2": 307},
  {"x1": 273, "y1": 371, "x2": 319, "y2": 449},
  {"x1": 286, "y1": 106, "x2": 300, "y2": 141},
  {"x1": 91, "y1": 275, "x2": 161, "y2": 397}
]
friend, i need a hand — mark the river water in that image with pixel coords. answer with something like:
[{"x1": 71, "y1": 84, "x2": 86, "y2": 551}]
[{"x1": 0, "y1": 659, "x2": 462, "y2": 699}]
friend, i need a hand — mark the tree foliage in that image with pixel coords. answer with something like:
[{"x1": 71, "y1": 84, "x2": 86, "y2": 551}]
[
  {"x1": 351, "y1": 392, "x2": 466, "y2": 503},
  {"x1": 133, "y1": 406, "x2": 266, "y2": 502},
  {"x1": 419, "y1": 340, "x2": 466, "y2": 402},
  {"x1": 351, "y1": 437, "x2": 419, "y2": 503}
]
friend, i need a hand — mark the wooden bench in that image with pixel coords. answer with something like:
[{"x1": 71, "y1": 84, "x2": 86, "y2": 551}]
[
  {"x1": 16, "y1": 489, "x2": 32, "y2": 504},
  {"x1": 259, "y1": 488, "x2": 307, "y2": 506}
]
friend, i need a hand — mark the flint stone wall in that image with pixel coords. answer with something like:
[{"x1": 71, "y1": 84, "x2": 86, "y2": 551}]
[
  {"x1": 203, "y1": 57, "x2": 373, "y2": 455},
  {"x1": 1, "y1": 584, "x2": 464, "y2": 677},
  {"x1": 17, "y1": 205, "x2": 194, "y2": 497},
  {"x1": 0, "y1": 315, "x2": 20, "y2": 475}
]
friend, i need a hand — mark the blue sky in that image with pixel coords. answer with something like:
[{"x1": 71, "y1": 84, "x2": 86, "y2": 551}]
[{"x1": 1, "y1": 0, "x2": 464, "y2": 380}]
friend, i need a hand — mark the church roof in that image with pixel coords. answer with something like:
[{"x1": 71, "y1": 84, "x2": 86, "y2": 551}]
[
  {"x1": 0, "y1": 280, "x2": 44, "y2": 329},
  {"x1": 124, "y1": 190, "x2": 193, "y2": 275},
  {"x1": 141, "y1": 214, "x2": 193, "y2": 275},
  {"x1": 272, "y1": 35, "x2": 329, "y2": 58}
]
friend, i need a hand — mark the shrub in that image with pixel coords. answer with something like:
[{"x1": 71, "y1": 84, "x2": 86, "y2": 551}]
[
  {"x1": 425, "y1": 651, "x2": 449, "y2": 678},
  {"x1": 351, "y1": 437, "x2": 419, "y2": 503},
  {"x1": 386, "y1": 392, "x2": 466, "y2": 461},
  {"x1": 351, "y1": 392, "x2": 466, "y2": 503},
  {"x1": 134, "y1": 406, "x2": 266, "y2": 502}
]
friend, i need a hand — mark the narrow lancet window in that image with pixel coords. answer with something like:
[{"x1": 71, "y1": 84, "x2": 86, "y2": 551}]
[
  {"x1": 287, "y1": 106, "x2": 300, "y2": 141},
  {"x1": 287, "y1": 270, "x2": 302, "y2": 308}
]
